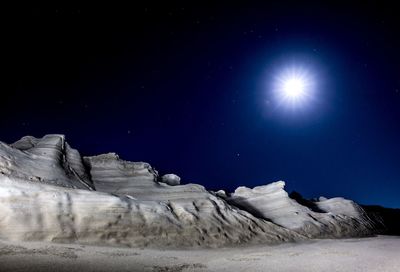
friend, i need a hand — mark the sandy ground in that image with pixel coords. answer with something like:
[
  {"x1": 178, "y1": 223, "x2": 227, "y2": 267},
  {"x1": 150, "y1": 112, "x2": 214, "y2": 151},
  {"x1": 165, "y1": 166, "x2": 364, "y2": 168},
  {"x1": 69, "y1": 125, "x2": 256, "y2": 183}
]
[{"x1": 0, "y1": 236, "x2": 399, "y2": 272}]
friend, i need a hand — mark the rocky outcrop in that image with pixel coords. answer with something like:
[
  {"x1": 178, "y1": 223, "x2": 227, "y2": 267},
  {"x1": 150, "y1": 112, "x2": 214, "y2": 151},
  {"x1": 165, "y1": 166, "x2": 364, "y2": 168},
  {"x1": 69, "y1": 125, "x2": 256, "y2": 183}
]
[
  {"x1": 0, "y1": 176, "x2": 303, "y2": 248},
  {"x1": 0, "y1": 136, "x2": 302, "y2": 247},
  {"x1": 226, "y1": 181, "x2": 374, "y2": 238},
  {"x1": 83, "y1": 153, "x2": 158, "y2": 195},
  {"x1": 1, "y1": 135, "x2": 93, "y2": 190},
  {"x1": 0, "y1": 135, "x2": 382, "y2": 248}
]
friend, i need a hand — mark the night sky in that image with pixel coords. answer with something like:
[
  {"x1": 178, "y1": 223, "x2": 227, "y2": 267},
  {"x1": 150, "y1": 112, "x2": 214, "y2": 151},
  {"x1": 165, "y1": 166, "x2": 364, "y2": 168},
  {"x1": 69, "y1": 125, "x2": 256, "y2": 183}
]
[{"x1": 4, "y1": 3, "x2": 400, "y2": 208}]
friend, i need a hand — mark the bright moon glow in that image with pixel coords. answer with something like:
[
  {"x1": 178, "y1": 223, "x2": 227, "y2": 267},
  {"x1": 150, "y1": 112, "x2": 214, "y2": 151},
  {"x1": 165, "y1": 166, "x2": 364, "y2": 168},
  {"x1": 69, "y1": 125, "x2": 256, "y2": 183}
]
[
  {"x1": 272, "y1": 65, "x2": 315, "y2": 109},
  {"x1": 283, "y1": 78, "x2": 306, "y2": 99}
]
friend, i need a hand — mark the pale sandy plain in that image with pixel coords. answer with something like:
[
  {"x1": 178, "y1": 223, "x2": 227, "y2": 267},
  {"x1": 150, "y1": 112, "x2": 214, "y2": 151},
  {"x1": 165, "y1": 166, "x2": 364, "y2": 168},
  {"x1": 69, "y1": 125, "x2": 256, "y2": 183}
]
[{"x1": 0, "y1": 236, "x2": 399, "y2": 272}]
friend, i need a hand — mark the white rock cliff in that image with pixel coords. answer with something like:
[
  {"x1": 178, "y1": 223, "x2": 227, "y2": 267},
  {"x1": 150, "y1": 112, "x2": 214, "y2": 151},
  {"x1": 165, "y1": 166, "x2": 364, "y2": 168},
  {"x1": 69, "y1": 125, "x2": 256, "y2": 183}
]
[{"x1": 0, "y1": 135, "x2": 376, "y2": 248}]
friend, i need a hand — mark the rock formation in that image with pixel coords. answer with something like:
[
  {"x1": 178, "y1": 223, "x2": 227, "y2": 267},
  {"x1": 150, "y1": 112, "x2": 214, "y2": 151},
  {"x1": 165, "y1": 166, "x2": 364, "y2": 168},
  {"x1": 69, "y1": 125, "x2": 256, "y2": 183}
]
[
  {"x1": 1, "y1": 135, "x2": 93, "y2": 190},
  {"x1": 226, "y1": 181, "x2": 374, "y2": 238},
  {"x1": 0, "y1": 135, "x2": 380, "y2": 248}
]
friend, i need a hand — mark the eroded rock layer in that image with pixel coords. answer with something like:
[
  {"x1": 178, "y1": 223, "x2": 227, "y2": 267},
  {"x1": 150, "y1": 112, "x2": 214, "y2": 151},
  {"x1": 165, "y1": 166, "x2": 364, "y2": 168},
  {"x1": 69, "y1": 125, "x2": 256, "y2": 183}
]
[
  {"x1": 0, "y1": 135, "x2": 377, "y2": 248},
  {"x1": 1, "y1": 135, "x2": 93, "y2": 190},
  {"x1": 226, "y1": 181, "x2": 374, "y2": 238},
  {"x1": 0, "y1": 175, "x2": 301, "y2": 248}
]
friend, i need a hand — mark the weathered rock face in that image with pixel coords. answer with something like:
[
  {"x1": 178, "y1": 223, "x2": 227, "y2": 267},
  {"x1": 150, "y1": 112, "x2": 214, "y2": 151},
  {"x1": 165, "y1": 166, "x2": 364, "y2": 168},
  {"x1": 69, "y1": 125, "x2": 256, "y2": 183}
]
[
  {"x1": 83, "y1": 153, "x2": 159, "y2": 195},
  {"x1": 83, "y1": 154, "x2": 212, "y2": 203},
  {"x1": 226, "y1": 181, "x2": 375, "y2": 238},
  {"x1": 0, "y1": 176, "x2": 300, "y2": 248},
  {"x1": 0, "y1": 135, "x2": 379, "y2": 248},
  {"x1": 1, "y1": 135, "x2": 93, "y2": 190},
  {"x1": 0, "y1": 135, "x2": 302, "y2": 248}
]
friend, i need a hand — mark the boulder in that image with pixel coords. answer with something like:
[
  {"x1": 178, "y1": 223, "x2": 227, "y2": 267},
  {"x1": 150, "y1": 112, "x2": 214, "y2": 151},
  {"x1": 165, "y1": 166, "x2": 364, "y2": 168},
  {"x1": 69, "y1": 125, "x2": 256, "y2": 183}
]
[{"x1": 161, "y1": 174, "x2": 181, "y2": 186}]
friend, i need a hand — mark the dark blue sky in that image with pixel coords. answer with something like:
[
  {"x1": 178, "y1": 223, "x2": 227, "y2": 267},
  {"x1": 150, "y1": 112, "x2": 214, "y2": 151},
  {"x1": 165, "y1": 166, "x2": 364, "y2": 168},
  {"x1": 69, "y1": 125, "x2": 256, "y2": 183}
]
[{"x1": 3, "y1": 3, "x2": 400, "y2": 207}]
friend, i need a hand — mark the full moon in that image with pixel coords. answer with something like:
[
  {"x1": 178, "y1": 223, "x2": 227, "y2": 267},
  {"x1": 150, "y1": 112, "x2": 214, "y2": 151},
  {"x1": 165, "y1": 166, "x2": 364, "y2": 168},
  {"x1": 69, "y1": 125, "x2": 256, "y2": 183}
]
[{"x1": 272, "y1": 65, "x2": 315, "y2": 109}]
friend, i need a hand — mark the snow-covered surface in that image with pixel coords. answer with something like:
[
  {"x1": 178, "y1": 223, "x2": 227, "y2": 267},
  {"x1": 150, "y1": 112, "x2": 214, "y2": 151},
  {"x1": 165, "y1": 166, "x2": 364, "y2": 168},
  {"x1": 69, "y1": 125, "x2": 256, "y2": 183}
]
[
  {"x1": 0, "y1": 236, "x2": 399, "y2": 272},
  {"x1": 0, "y1": 135, "x2": 376, "y2": 248}
]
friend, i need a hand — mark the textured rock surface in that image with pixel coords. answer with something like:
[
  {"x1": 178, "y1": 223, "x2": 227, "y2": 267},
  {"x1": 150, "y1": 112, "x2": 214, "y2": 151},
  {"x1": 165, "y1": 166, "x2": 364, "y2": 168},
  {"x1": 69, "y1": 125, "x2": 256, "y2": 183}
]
[
  {"x1": 0, "y1": 135, "x2": 378, "y2": 248},
  {"x1": 0, "y1": 175, "x2": 300, "y2": 248},
  {"x1": 83, "y1": 153, "x2": 158, "y2": 195},
  {"x1": 160, "y1": 174, "x2": 181, "y2": 186},
  {"x1": 0, "y1": 136, "x2": 301, "y2": 247},
  {"x1": 1, "y1": 135, "x2": 93, "y2": 190},
  {"x1": 227, "y1": 181, "x2": 374, "y2": 238},
  {"x1": 361, "y1": 205, "x2": 400, "y2": 236}
]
